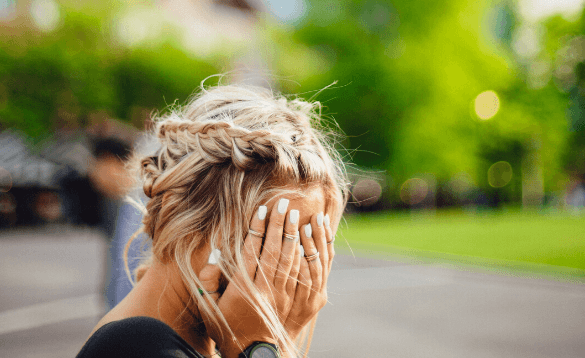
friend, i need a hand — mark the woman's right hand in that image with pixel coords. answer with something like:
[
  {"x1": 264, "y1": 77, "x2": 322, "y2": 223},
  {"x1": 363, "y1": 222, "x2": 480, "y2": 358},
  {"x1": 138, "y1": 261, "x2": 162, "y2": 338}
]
[{"x1": 198, "y1": 199, "x2": 312, "y2": 358}]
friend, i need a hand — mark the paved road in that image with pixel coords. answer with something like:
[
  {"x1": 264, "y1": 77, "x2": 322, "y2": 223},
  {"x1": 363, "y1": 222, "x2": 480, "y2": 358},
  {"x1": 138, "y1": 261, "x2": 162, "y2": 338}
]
[{"x1": 1, "y1": 227, "x2": 584, "y2": 358}]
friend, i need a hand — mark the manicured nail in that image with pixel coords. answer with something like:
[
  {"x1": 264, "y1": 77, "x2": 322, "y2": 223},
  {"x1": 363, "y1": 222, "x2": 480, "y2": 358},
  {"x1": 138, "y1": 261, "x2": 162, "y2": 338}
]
[
  {"x1": 289, "y1": 209, "x2": 299, "y2": 224},
  {"x1": 278, "y1": 198, "x2": 289, "y2": 214},
  {"x1": 299, "y1": 243, "x2": 305, "y2": 256},
  {"x1": 208, "y1": 249, "x2": 221, "y2": 265},
  {"x1": 258, "y1": 206, "x2": 267, "y2": 220},
  {"x1": 324, "y1": 214, "x2": 330, "y2": 227},
  {"x1": 317, "y1": 212, "x2": 324, "y2": 227},
  {"x1": 304, "y1": 223, "x2": 312, "y2": 238}
]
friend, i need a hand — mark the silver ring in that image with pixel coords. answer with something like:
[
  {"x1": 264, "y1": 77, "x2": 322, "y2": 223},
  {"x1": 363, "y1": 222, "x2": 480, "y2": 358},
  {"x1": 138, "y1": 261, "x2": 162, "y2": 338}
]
[
  {"x1": 248, "y1": 229, "x2": 264, "y2": 238},
  {"x1": 283, "y1": 232, "x2": 299, "y2": 241},
  {"x1": 198, "y1": 288, "x2": 218, "y2": 295},
  {"x1": 305, "y1": 252, "x2": 320, "y2": 262},
  {"x1": 327, "y1": 237, "x2": 335, "y2": 245}
]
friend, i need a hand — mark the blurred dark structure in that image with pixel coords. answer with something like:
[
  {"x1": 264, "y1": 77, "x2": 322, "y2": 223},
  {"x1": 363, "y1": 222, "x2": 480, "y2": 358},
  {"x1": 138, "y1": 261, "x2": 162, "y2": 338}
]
[{"x1": 0, "y1": 116, "x2": 137, "y2": 230}]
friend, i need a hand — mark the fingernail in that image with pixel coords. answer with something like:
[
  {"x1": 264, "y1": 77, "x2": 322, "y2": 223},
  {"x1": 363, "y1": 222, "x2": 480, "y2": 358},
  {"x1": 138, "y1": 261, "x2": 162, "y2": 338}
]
[
  {"x1": 258, "y1": 206, "x2": 267, "y2": 220},
  {"x1": 304, "y1": 223, "x2": 312, "y2": 238},
  {"x1": 278, "y1": 198, "x2": 289, "y2": 214},
  {"x1": 208, "y1": 249, "x2": 221, "y2": 265},
  {"x1": 324, "y1": 214, "x2": 330, "y2": 227},
  {"x1": 289, "y1": 209, "x2": 299, "y2": 224},
  {"x1": 317, "y1": 212, "x2": 324, "y2": 227},
  {"x1": 299, "y1": 243, "x2": 305, "y2": 256}
]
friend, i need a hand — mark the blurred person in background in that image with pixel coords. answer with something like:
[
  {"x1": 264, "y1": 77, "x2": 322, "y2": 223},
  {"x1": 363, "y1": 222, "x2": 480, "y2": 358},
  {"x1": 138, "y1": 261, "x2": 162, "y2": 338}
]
[
  {"x1": 89, "y1": 137, "x2": 137, "y2": 311},
  {"x1": 56, "y1": 133, "x2": 136, "y2": 311},
  {"x1": 77, "y1": 83, "x2": 348, "y2": 358}
]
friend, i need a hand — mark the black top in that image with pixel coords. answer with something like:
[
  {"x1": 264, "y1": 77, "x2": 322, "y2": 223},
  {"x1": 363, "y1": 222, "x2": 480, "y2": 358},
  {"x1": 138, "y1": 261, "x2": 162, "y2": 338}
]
[{"x1": 76, "y1": 316, "x2": 206, "y2": 358}]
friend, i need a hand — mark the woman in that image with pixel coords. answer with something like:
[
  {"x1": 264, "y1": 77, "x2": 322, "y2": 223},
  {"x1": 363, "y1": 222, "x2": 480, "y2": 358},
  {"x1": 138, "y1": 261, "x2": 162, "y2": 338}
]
[{"x1": 76, "y1": 83, "x2": 349, "y2": 358}]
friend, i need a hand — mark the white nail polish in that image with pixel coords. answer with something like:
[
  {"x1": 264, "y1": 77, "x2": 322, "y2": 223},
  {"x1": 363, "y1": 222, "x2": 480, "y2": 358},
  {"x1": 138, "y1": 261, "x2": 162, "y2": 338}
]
[
  {"x1": 278, "y1": 198, "x2": 289, "y2": 214},
  {"x1": 317, "y1": 212, "x2": 324, "y2": 227},
  {"x1": 305, "y1": 223, "x2": 312, "y2": 238},
  {"x1": 299, "y1": 244, "x2": 305, "y2": 257},
  {"x1": 290, "y1": 209, "x2": 299, "y2": 224},
  {"x1": 324, "y1": 214, "x2": 330, "y2": 227},
  {"x1": 258, "y1": 206, "x2": 267, "y2": 220},
  {"x1": 208, "y1": 249, "x2": 221, "y2": 265}
]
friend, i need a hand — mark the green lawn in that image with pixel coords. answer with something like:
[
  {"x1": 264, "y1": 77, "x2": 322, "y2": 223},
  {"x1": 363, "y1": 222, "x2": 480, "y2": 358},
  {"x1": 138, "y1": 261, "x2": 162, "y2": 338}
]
[{"x1": 338, "y1": 209, "x2": 585, "y2": 277}]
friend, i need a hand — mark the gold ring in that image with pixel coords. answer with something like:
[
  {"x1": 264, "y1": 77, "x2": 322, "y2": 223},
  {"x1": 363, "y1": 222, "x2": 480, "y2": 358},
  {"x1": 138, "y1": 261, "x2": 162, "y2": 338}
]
[
  {"x1": 283, "y1": 232, "x2": 299, "y2": 241},
  {"x1": 305, "y1": 252, "x2": 320, "y2": 262},
  {"x1": 248, "y1": 229, "x2": 264, "y2": 238}
]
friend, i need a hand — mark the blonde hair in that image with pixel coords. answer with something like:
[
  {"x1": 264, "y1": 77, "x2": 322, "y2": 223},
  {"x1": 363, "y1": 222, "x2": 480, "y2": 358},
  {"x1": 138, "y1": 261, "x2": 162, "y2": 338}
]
[{"x1": 125, "y1": 82, "x2": 349, "y2": 357}]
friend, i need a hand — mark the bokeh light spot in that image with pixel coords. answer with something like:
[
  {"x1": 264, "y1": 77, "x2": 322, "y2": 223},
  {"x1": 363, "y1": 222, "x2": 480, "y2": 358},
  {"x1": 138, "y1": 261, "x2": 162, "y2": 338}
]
[
  {"x1": 352, "y1": 179, "x2": 382, "y2": 207},
  {"x1": 400, "y1": 178, "x2": 428, "y2": 206},
  {"x1": 30, "y1": 0, "x2": 60, "y2": 32},
  {"x1": 488, "y1": 161, "x2": 513, "y2": 188},
  {"x1": 0, "y1": 167, "x2": 12, "y2": 193},
  {"x1": 474, "y1": 90, "x2": 500, "y2": 120}
]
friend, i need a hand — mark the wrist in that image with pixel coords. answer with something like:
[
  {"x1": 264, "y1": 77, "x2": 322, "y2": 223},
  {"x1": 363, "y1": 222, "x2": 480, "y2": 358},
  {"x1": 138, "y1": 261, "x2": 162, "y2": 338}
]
[
  {"x1": 219, "y1": 337, "x2": 278, "y2": 358},
  {"x1": 238, "y1": 341, "x2": 280, "y2": 358}
]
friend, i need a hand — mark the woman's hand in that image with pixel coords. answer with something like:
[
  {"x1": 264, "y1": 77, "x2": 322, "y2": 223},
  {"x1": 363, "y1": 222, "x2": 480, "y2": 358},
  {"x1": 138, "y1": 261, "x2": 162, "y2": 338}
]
[
  {"x1": 283, "y1": 213, "x2": 334, "y2": 339},
  {"x1": 197, "y1": 199, "x2": 305, "y2": 358}
]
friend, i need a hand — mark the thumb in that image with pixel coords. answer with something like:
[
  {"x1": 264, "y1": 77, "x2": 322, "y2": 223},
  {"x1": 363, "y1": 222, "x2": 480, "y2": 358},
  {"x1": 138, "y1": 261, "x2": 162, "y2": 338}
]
[{"x1": 198, "y1": 249, "x2": 222, "y2": 305}]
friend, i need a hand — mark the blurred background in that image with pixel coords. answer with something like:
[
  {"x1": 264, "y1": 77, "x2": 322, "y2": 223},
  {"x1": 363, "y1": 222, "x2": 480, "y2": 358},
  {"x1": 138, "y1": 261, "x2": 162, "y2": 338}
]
[{"x1": 0, "y1": 0, "x2": 584, "y2": 357}]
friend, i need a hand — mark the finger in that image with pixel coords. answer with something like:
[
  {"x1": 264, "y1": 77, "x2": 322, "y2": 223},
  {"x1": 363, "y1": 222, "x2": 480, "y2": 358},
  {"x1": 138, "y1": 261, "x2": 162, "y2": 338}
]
[
  {"x1": 300, "y1": 223, "x2": 322, "y2": 296},
  {"x1": 295, "y1": 249, "x2": 312, "y2": 302},
  {"x1": 324, "y1": 214, "x2": 335, "y2": 276},
  {"x1": 198, "y1": 251, "x2": 223, "y2": 303},
  {"x1": 311, "y1": 212, "x2": 328, "y2": 282},
  {"x1": 274, "y1": 209, "x2": 300, "y2": 289},
  {"x1": 243, "y1": 205, "x2": 267, "y2": 280},
  {"x1": 285, "y1": 250, "x2": 311, "y2": 331},
  {"x1": 258, "y1": 198, "x2": 288, "y2": 282},
  {"x1": 286, "y1": 241, "x2": 302, "y2": 298},
  {"x1": 196, "y1": 253, "x2": 227, "y2": 342}
]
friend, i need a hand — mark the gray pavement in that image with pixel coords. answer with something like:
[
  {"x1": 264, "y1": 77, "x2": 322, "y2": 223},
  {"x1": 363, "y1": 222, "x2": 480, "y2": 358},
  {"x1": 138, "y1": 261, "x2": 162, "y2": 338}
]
[{"x1": 1, "y1": 227, "x2": 584, "y2": 358}]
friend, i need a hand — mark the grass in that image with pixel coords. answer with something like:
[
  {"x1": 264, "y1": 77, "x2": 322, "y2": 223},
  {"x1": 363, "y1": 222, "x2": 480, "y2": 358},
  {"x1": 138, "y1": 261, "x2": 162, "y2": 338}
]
[{"x1": 337, "y1": 208, "x2": 585, "y2": 278}]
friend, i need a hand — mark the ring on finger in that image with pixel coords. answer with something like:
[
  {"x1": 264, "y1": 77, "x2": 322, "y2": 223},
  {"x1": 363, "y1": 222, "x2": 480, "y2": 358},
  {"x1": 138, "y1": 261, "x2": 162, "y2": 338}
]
[
  {"x1": 305, "y1": 252, "x2": 320, "y2": 262},
  {"x1": 198, "y1": 288, "x2": 218, "y2": 295},
  {"x1": 283, "y1": 232, "x2": 299, "y2": 241},
  {"x1": 327, "y1": 237, "x2": 335, "y2": 245},
  {"x1": 248, "y1": 229, "x2": 264, "y2": 238}
]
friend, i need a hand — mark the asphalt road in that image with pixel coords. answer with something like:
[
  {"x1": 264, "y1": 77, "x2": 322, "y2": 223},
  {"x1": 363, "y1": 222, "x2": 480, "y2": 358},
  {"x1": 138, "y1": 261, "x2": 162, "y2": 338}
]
[{"x1": 1, "y1": 227, "x2": 584, "y2": 358}]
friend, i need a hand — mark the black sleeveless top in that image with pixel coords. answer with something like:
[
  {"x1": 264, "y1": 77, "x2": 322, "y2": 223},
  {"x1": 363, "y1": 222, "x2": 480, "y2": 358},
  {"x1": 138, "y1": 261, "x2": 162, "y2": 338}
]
[{"x1": 76, "y1": 316, "x2": 206, "y2": 358}]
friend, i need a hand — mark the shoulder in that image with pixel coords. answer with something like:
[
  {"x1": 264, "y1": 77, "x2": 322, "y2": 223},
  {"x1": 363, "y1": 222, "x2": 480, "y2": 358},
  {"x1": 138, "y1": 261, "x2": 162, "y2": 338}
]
[{"x1": 76, "y1": 317, "x2": 201, "y2": 358}]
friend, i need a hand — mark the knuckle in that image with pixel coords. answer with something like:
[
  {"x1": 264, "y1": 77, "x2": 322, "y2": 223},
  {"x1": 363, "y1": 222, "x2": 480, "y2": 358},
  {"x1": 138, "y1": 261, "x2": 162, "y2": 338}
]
[{"x1": 251, "y1": 222, "x2": 266, "y2": 233}]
